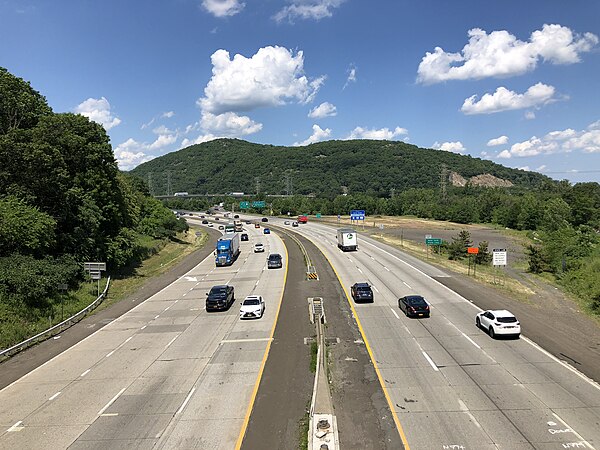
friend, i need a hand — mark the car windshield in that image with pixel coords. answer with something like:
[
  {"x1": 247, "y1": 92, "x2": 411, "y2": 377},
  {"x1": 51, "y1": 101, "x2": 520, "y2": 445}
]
[
  {"x1": 357, "y1": 287, "x2": 371, "y2": 292},
  {"x1": 255, "y1": 244, "x2": 263, "y2": 247},
  {"x1": 269, "y1": 255, "x2": 280, "y2": 261},
  {"x1": 243, "y1": 299, "x2": 260, "y2": 305},
  {"x1": 497, "y1": 316, "x2": 517, "y2": 323},
  {"x1": 210, "y1": 287, "x2": 227, "y2": 296}
]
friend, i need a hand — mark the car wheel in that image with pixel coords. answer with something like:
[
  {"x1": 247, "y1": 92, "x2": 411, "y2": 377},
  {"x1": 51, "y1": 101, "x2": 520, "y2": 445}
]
[
  {"x1": 489, "y1": 326, "x2": 495, "y2": 338},
  {"x1": 476, "y1": 317, "x2": 481, "y2": 328}
]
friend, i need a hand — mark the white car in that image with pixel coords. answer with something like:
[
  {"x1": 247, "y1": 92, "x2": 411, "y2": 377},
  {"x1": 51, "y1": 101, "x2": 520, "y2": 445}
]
[
  {"x1": 476, "y1": 309, "x2": 520, "y2": 338},
  {"x1": 284, "y1": 221, "x2": 290, "y2": 225},
  {"x1": 254, "y1": 243, "x2": 265, "y2": 253},
  {"x1": 239, "y1": 295, "x2": 265, "y2": 319}
]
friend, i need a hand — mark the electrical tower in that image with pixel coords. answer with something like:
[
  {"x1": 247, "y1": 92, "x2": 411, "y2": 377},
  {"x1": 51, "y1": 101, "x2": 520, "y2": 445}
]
[
  {"x1": 147, "y1": 172, "x2": 154, "y2": 196},
  {"x1": 166, "y1": 171, "x2": 172, "y2": 196},
  {"x1": 440, "y1": 164, "x2": 448, "y2": 202},
  {"x1": 255, "y1": 177, "x2": 260, "y2": 196}
]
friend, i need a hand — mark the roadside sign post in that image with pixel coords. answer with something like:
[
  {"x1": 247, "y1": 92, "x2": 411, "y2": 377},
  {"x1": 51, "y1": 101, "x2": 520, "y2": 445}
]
[
  {"x1": 425, "y1": 238, "x2": 443, "y2": 258},
  {"x1": 492, "y1": 248, "x2": 508, "y2": 284},
  {"x1": 467, "y1": 247, "x2": 479, "y2": 276},
  {"x1": 240, "y1": 201, "x2": 249, "y2": 209},
  {"x1": 84, "y1": 262, "x2": 106, "y2": 297},
  {"x1": 350, "y1": 210, "x2": 365, "y2": 230}
]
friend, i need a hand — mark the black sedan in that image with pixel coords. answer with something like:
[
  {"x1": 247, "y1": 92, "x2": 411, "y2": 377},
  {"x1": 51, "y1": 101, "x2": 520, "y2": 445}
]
[
  {"x1": 398, "y1": 295, "x2": 430, "y2": 318},
  {"x1": 351, "y1": 283, "x2": 374, "y2": 303}
]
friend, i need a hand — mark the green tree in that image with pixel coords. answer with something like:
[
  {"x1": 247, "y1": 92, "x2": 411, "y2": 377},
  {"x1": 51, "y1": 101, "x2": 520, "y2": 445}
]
[{"x1": 448, "y1": 230, "x2": 472, "y2": 260}]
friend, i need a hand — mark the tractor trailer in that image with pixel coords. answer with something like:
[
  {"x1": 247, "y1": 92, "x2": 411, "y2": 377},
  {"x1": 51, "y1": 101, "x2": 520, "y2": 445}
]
[{"x1": 215, "y1": 233, "x2": 241, "y2": 266}]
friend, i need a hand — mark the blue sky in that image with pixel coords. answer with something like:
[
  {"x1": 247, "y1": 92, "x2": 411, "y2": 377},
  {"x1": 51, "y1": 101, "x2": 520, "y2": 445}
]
[{"x1": 1, "y1": 0, "x2": 599, "y2": 182}]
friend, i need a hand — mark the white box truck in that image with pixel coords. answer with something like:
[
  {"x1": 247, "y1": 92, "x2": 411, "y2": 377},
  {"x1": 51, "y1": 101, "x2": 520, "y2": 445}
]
[{"x1": 337, "y1": 228, "x2": 358, "y2": 251}]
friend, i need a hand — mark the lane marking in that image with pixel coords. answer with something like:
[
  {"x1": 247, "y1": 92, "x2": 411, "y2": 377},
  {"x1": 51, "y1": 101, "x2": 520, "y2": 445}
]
[
  {"x1": 124, "y1": 336, "x2": 133, "y2": 344},
  {"x1": 357, "y1": 268, "x2": 363, "y2": 274},
  {"x1": 422, "y1": 351, "x2": 439, "y2": 372},
  {"x1": 372, "y1": 285, "x2": 380, "y2": 293},
  {"x1": 461, "y1": 332, "x2": 481, "y2": 349},
  {"x1": 154, "y1": 315, "x2": 160, "y2": 319},
  {"x1": 403, "y1": 281, "x2": 412, "y2": 289},
  {"x1": 80, "y1": 369, "x2": 90, "y2": 377},
  {"x1": 165, "y1": 336, "x2": 178, "y2": 349},
  {"x1": 97, "y1": 387, "x2": 126, "y2": 416},
  {"x1": 176, "y1": 387, "x2": 196, "y2": 415},
  {"x1": 551, "y1": 412, "x2": 594, "y2": 449},
  {"x1": 221, "y1": 338, "x2": 273, "y2": 344},
  {"x1": 140, "y1": 325, "x2": 147, "y2": 330},
  {"x1": 384, "y1": 266, "x2": 390, "y2": 272},
  {"x1": 105, "y1": 351, "x2": 114, "y2": 358},
  {"x1": 7, "y1": 421, "x2": 23, "y2": 432},
  {"x1": 235, "y1": 233, "x2": 289, "y2": 449},
  {"x1": 48, "y1": 392, "x2": 61, "y2": 401},
  {"x1": 391, "y1": 308, "x2": 400, "y2": 320},
  {"x1": 100, "y1": 413, "x2": 119, "y2": 417}
]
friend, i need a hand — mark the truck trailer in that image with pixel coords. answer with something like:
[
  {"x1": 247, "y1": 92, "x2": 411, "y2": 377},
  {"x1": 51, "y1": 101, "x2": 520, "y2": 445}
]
[
  {"x1": 215, "y1": 233, "x2": 241, "y2": 266},
  {"x1": 337, "y1": 228, "x2": 358, "y2": 251}
]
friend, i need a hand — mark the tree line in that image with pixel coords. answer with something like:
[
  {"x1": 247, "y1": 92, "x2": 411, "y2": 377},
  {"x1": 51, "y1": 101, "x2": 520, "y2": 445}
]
[{"x1": 0, "y1": 67, "x2": 187, "y2": 345}]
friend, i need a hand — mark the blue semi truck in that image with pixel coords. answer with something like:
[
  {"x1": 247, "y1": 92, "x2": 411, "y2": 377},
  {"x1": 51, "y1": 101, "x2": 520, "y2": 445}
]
[{"x1": 215, "y1": 233, "x2": 241, "y2": 266}]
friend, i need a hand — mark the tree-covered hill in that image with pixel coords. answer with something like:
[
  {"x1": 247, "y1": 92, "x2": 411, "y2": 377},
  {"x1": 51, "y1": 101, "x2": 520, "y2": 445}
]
[{"x1": 130, "y1": 138, "x2": 551, "y2": 197}]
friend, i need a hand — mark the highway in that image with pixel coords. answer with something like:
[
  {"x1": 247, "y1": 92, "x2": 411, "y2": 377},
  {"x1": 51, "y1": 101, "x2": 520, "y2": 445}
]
[
  {"x1": 0, "y1": 223, "x2": 285, "y2": 449},
  {"x1": 270, "y1": 217, "x2": 600, "y2": 449}
]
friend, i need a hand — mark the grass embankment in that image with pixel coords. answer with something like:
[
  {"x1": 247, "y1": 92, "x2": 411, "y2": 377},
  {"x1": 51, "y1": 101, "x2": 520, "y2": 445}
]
[{"x1": 0, "y1": 229, "x2": 206, "y2": 350}]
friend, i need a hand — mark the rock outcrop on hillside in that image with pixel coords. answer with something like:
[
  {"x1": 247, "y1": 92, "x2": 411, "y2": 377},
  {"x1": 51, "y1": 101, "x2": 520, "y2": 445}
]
[{"x1": 450, "y1": 172, "x2": 513, "y2": 188}]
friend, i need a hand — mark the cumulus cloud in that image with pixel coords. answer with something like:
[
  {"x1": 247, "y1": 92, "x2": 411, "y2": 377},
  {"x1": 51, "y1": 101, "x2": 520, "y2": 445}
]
[
  {"x1": 461, "y1": 83, "x2": 558, "y2": 115},
  {"x1": 181, "y1": 134, "x2": 221, "y2": 148},
  {"x1": 497, "y1": 121, "x2": 600, "y2": 159},
  {"x1": 308, "y1": 102, "x2": 337, "y2": 118},
  {"x1": 487, "y1": 135, "x2": 509, "y2": 146},
  {"x1": 162, "y1": 111, "x2": 175, "y2": 118},
  {"x1": 199, "y1": 46, "x2": 324, "y2": 114},
  {"x1": 294, "y1": 124, "x2": 331, "y2": 146},
  {"x1": 417, "y1": 24, "x2": 598, "y2": 84},
  {"x1": 432, "y1": 141, "x2": 466, "y2": 153},
  {"x1": 200, "y1": 112, "x2": 262, "y2": 136},
  {"x1": 114, "y1": 139, "x2": 156, "y2": 171},
  {"x1": 343, "y1": 64, "x2": 357, "y2": 89},
  {"x1": 202, "y1": 0, "x2": 244, "y2": 17},
  {"x1": 525, "y1": 111, "x2": 536, "y2": 120},
  {"x1": 74, "y1": 97, "x2": 121, "y2": 130},
  {"x1": 346, "y1": 126, "x2": 408, "y2": 140},
  {"x1": 273, "y1": 0, "x2": 345, "y2": 23}
]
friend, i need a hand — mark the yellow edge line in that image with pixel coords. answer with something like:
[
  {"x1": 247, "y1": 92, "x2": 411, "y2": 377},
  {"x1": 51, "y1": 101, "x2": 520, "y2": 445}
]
[
  {"x1": 234, "y1": 233, "x2": 289, "y2": 449},
  {"x1": 321, "y1": 250, "x2": 412, "y2": 450}
]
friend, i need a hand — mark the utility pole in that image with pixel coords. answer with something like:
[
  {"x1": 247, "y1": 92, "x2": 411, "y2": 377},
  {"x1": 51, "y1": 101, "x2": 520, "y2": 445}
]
[
  {"x1": 166, "y1": 170, "x2": 172, "y2": 196},
  {"x1": 255, "y1": 177, "x2": 260, "y2": 196}
]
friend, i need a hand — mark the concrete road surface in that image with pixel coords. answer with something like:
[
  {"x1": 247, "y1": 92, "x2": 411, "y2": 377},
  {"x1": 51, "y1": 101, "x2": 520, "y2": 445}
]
[{"x1": 0, "y1": 224, "x2": 285, "y2": 449}]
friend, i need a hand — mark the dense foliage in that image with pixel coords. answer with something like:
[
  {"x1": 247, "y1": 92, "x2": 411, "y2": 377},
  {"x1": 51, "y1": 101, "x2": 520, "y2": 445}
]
[
  {"x1": 0, "y1": 67, "x2": 187, "y2": 344},
  {"x1": 130, "y1": 138, "x2": 549, "y2": 197}
]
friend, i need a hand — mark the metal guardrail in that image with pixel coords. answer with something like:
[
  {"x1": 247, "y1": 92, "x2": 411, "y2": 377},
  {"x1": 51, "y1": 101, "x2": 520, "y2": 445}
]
[{"x1": 0, "y1": 277, "x2": 111, "y2": 360}]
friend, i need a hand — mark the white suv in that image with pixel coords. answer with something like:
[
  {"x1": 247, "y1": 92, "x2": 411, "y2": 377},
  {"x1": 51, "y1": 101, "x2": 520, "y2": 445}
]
[{"x1": 476, "y1": 310, "x2": 520, "y2": 338}]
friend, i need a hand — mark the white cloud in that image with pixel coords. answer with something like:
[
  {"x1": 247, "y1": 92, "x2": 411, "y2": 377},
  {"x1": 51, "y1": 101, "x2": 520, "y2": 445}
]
[
  {"x1": 199, "y1": 46, "x2": 324, "y2": 115},
  {"x1": 293, "y1": 124, "x2": 331, "y2": 146},
  {"x1": 273, "y1": 0, "x2": 345, "y2": 23},
  {"x1": 432, "y1": 141, "x2": 466, "y2": 153},
  {"x1": 202, "y1": 0, "x2": 244, "y2": 17},
  {"x1": 519, "y1": 166, "x2": 530, "y2": 171},
  {"x1": 497, "y1": 150, "x2": 512, "y2": 159},
  {"x1": 347, "y1": 126, "x2": 408, "y2": 140},
  {"x1": 74, "y1": 97, "x2": 121, "y2": 130},
  {"x1": 152, "y1": 125, "x2": 174, "y2": 135},
  {"x1": 200, "y1": 112, "x2": 262, "y2": 136},
  {"x1": 161, "y1": 111, "x2": 175, "y2": 118},
  {"x1": 525, "y1": 111, "x2": 536, "y2": 120},
  {"x1": 498, "y1": 121, "x2": 600, "y2": 158},
  {"x1": 308, "y1": 102, "x2": 337, "y2": 118},
  {"x1": 461, "y1": 83, "x2": 558, "y2": 115},
  {"x1": 536, "y1": 164, "x2": 547, "y2": 172},
  {"x1": 343, "y1": 64, "x2": 357, "y2": 89},
  {"x1": 114, "y1": 138, "x2": 156, "y2": 171},
  {"x1": 181, "y1": 134, "x2": 221, "y2": 148},
  {"x1": 487, "y1": 135, "x2": 508, "y2": 146},
  {"x1": 149, "y1": 134, "x2": 177, "y2": 150},
  {"x1": 417, "y1": 24, "x2": 598, "y2": 84}
]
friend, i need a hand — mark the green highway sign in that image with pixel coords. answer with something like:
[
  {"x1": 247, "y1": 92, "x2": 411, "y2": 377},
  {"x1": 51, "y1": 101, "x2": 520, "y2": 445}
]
[
  {"x1": 239, "y1": 201, "x2": 250, "y2": 209},
  {"x1": 252, "y1": 200, "x2": 266, "y2": 208},
  {"x1": 425, "y1": 238, "x2": 442, "y2": 245}
]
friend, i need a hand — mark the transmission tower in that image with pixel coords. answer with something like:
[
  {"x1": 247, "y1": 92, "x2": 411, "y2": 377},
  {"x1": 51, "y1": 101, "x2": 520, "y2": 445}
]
[
  {"x1": 166, "y1": 171, "x2": 172, "y2": 196},
  {"x1": 255, "y1": 177, "x2": 260, "y2": 195},
  {"x1": 440, "y1": 164, "x2": 448, "y2": 202},
  {"x1": 147, "y1": 172, "x2": 154, "y2": 196}
]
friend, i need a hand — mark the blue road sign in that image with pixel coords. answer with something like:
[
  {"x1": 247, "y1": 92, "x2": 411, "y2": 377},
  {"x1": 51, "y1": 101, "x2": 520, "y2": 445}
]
[{"x1": 350, "y1": 209, "x2": 365, "y2": 220}]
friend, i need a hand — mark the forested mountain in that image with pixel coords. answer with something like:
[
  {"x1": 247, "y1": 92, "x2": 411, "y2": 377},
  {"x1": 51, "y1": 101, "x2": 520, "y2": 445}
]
[{"x1": 130, "y1": 138, "x2": 550, "y2": 197}]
